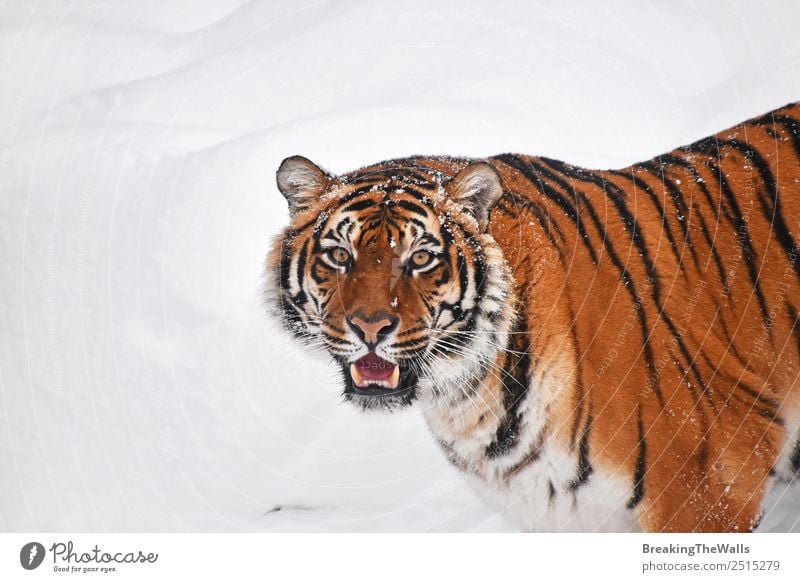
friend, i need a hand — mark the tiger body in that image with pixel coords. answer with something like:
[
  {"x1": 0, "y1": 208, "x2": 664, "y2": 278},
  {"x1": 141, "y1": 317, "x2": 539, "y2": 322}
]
[{"x1": 265, "y1": 102, "x2": 800, "y2": 532}]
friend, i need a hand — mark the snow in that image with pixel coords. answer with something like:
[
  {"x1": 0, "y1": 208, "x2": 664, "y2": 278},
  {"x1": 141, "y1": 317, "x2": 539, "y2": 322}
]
[{"x1": 1, "y1": 0, "x2": 799, "y2": 532}]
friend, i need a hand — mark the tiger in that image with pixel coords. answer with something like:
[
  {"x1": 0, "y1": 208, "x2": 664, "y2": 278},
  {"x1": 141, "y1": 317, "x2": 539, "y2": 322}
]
[{"x1": 263, "y1": 101, "x2": 800, "y2": 532}]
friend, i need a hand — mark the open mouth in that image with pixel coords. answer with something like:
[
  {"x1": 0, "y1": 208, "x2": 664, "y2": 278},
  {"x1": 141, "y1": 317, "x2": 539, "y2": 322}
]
[
  {"x1": 350, "y1": 352, "x2": 400, "y2": 390},
  {"x1": 342, "y1": 352, "x2": 418, "y2": 403}
]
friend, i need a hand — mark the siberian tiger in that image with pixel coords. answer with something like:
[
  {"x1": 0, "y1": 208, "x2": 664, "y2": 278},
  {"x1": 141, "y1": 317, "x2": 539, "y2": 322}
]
[{"x1": 264, "y1": 102, "x2": 800, "y2": 532}]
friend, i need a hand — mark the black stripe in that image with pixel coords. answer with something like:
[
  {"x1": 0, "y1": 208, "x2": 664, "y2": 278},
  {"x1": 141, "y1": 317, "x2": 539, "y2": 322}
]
[
  {"x1": 752, "y1": 113, "x2": 800, "y2": 160},
  {"x1": 681, "y1": 134, "x2": 725, "y2": 157},
  {"x1": 502, "y1": 434, "x2": 544, "y2": 480},
  {"x1": 698, "y1": 350, "x2": 781, "y2": 412},
  {"x1": 324, "y1": 322, "x2": 347, "y2": 335},
  {"x1": 284, "y1": 216, "x2": 320, "y2": 240},
  {"x1": 691, "y1": 200, "x2": 731, "y2": 294},
  {"x1": 608, "y1": 168, "x2": 686, "y2": 270},
  {"x1": 279, "y1": 248, "x2": 293, "y2": 300},
  {"x1": 568, "y1": 410, "x2": 593, "y2": 491},
  {"x1": 295, "y1": 237, "x2": 310, "y2": 296},
  {"x1": 394, "y1": 182, "x2": 441, "y2": 200},
  {"x1": 346, "y1": 166, "x2": 437, "y2": 187},
  {"x1": 671, "y1": 356, "x2": 713, "y2": 455},
  {"x1": 395, "y1": 199, "x2": 430, "y2": 217},
  {"x1": 791, "y1": 435, "x2": 800, "y2": 474},
  {"x1": 637, "y1": 160, "x2": 702, "y2": 271},
  {"x1": 486, "y1": 316, "x2": 532, "y2": 459},
  {"x1": 725, "y1": 386, "x2": 783, "y2": 425},
  {"x1": 437, "y1": 440, "x2": 476, "y2": 475},
  {"x1": 525, "y1": 157, "x2": 602, "y2": 265},
  {"x1": 455, "y1": 248, "x2": 470, "y2": 308},
  {"x1": 721, "y1": 137, "x2": 800, "y2": 281},
  {"x1": 342, "y1": 174, "x2": 384, "y2": 187},
  {"x1": 334, "y1": 217, "x2": 353, "y2": 239},
  {"x1": 355, "y1": 218, "x2": 384, "y2": 247},
  {"x1": 655, "y1": 153, "x2": 720, "y2": 219},
  {"x1": 317, "y1": 185, "x2": 378, "y2": 219},
  {"x1": 788, "y1": 303, "x2": 800, "y2": 359},
  {"x1": 397, "y1": 323, "x2": 426, "y2": 338},
  {"x1": 493, "y1": 154, "x2": 600, "y2": 264},
  {"x1": 470, "y1": 249, "x2": 489, "y2": 333},
  {"x1": 627, "y1": 406, "x2": 647, "y2": 509},
  {"x1": 565, "y1": 295, "x2": 587, "y2": 450},
  {"x1": 309, "y1": 257, "x2": 330, "y2": 285},
  {"x1": 716, "y1": 309, "x2": 749, "y2": 367},
  {"x1": 530, "y1": 198, "x2": 568, "y2": 244},
  {"x1": 703, "y1": 160, "x2": 773, "y2": 332},
  {"x1": 342, "y1": 198, "x2": 378, "y2": 213},
  {"x1": 441, "y1": 214, "x2": 487, "y2": 334}
]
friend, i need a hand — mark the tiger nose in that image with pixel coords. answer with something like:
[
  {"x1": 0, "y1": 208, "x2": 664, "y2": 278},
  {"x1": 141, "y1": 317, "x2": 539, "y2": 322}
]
[{"x1": 347, "y1": 313, "x2": 399, "y2": 348}]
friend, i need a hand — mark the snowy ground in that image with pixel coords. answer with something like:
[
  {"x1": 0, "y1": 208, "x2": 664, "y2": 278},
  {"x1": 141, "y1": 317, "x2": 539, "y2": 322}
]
[{"x1": 1, "y1": 0, "x2": 800, "y2": 532}]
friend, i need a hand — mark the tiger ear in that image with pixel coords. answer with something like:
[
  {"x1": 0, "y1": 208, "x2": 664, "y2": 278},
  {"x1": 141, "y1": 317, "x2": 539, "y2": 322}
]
[
  {"x1": 447, "y1": 162, "x2": 503, "y2": 230},
  {"x1": 276, "y1": 156, "x2": 333, "y2": 216}
]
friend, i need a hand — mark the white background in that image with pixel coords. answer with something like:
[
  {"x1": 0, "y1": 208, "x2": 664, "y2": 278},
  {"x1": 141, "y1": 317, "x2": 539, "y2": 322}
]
[{"x1": 1, "y1": 0, "x2": 800, "y2": 532}]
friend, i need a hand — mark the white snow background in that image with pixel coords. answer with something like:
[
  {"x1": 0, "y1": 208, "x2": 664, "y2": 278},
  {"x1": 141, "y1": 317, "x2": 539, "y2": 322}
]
[{"x1": 2, "y1": 0, "x2": 800, "y2": 532}]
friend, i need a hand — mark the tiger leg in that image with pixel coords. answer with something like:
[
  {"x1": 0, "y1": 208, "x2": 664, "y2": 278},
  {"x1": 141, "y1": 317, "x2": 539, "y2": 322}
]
[{"x1": 638, "y1": 398, "x2": 780, "y2": 532}]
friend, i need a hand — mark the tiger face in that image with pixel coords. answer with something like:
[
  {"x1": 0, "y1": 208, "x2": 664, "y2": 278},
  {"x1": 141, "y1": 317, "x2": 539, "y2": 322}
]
[{"x1": 265, "y1": 156, "x2": 515, "y2": 411}]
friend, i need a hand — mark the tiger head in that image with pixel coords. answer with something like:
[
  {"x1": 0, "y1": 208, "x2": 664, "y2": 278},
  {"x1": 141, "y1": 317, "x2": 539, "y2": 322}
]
[{"x1": 265, "y1": 156, "x2": 515, "y2": 411}]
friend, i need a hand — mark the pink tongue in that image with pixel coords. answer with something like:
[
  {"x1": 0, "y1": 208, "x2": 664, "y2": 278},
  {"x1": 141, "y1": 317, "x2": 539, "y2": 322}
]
[{"x1": 356, "y1": 352, "x2": 396, "y2": 381}]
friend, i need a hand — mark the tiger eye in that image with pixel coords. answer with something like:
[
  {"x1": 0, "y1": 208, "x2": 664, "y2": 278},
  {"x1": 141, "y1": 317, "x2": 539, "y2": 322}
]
[
  {"x1": 410, "y1": 250, "x2": 433, "y2": 268},
  {"x1": 329, "y1": 247, "x2": 351, "y2": 266}
]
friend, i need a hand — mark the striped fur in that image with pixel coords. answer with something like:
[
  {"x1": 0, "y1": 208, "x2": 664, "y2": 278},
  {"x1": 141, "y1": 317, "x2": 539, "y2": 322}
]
[{"x1": 265, "y1": 102, "x2": 800, "y2": 532}]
